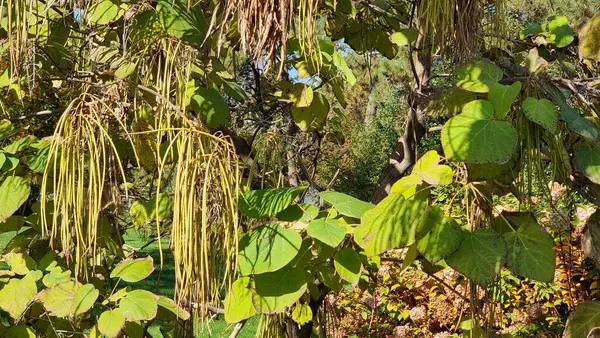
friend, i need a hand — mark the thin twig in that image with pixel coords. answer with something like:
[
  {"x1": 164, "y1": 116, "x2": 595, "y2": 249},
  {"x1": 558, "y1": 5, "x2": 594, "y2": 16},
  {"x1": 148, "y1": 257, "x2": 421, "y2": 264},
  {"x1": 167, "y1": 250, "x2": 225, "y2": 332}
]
[{"x1": 229, "y1": 320, "x2": 247, "y2": 338}]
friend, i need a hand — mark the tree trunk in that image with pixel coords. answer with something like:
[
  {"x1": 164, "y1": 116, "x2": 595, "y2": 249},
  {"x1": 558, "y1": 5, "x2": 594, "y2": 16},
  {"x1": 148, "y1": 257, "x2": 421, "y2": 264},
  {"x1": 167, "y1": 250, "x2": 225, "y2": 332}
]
[
  {"x1": 371, "y1": 21, "x2": 432, "y2": 203},
  {"x1": 286, "y1": 283, "x2": 330, "y2": 338}
]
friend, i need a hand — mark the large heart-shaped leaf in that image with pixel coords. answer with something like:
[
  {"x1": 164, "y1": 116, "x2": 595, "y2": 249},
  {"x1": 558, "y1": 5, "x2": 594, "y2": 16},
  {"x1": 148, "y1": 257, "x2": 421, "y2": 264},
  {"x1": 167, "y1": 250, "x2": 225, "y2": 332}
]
[
  {"x1": 224, "y1": 277, "x2": 256, "y2": 323},
  {"x1": 333, "y1": 247, "x2": 362, "y2": 285},
  {"x1": 0, "y1": 176, "x2": 31, "y2": 223},
  {"x1": 190, "y1": 87, "x2": 230, "y2": 128},
  {"x1": 119, "y1": 289, "x2": 158, "y2": 321},
  {"x1": 579, "y1": 13, "x2": 600, "y2": 61},
  {"x1": 488, "y1": 82, "x2": 521, "y2": 119},
  {"x1": 291, "y1": 92, "x2": 330, "y2": 132},
  {"x1": 417, "y1": 216, "x2": 463, "y2": 264},
  {"x1": 87, "y1": 0, "x2": 123, "y2": 26},
  {"x1": 110, "y1": 256, "x2": 154, "y2": 283},
  {"x1": 501, "y1": 213, "x2": 555, "y2": 282},
  {"x1": 390, "y1": 29, "x2": 418, "y2": 46},
  {"x1": 71, "y1": 284, "x2": 99, "y2": 315},
  {"x1": 98, "y1": 309, "x2": 125, "y2": 338},
  {"x1": 446, "y1": 228, "x2": 507, "y2": 286},
  {"x1": 252, "y1": 265, "x2": 311, "y2": 314},
  {"x1": 239, "y1": 187, "x2": 307, "y2": 218},
  {"x1": 522, "y1": 97, "x2": 558, "y2": 133},
  {"x1": 156, "y1": 0, "x2": 207, "y2": 46},
  {"x1": 39, "y1": 281, "x2": 80, "y2": 317},
  {"x1": 564, "y1": 301, "x2": 600, "y2": 338},
  {"x1": 441, "y1": 100, "x2": 518, "y2": 164},
  {"x1": 575, "y1": 145, "x2": 600, "y2": 184},
  {"x1": 319, "y1": 191, "x2": 374, "y2": 218},
  {"x1": 0, "y1": 274, "x2": 37, "y2": 319},
  {"x1": 546, "y1": 15, "x2": 574, "y2": 48},
  {"x1": 456, "y1": 61, "x2": 503, "y2": 93},
  {"x1": 307, "y1": 219, "x2": 346, "y2": 248},
  {"x1": 426, "y1": 88, "x2": 477, "y2": 117},
  {"x1": 238, "y1": 223, "x2": 302, "y2": 275},
  {"x1": 354, "y1": 193, "x2": 429, "y2": 256}
]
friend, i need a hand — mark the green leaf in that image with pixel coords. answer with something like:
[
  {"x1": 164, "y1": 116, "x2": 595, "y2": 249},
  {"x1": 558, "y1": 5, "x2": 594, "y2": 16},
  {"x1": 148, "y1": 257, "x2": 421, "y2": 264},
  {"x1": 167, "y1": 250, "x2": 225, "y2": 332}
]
[
  {"x1": 543, "y1": 81, "x2": 598, "y2": 140},
  {"x1": 319, "y1": 191, "x2": 374, "y2": 219},
  {"x1": 289, "y1": 83, "x2": 313, "y2": 107},
  {"x1": 0, "y1": 176, "x2": 31, "y2": 223},
  {"x1": 390, "y1": 29, "x2": 418, "y2": 46},
  {"x1": 456, "y1": 61, "x2": 503, "y2": 93},
  {"x1": 6, "y1": 326, "x2": 35, "y2": 338},
  {"x1": 124, "y1": 321, "x2": 144, "y2": 338},
  {"x1": 564, "y1": 301, "x2": 600, "y2": 338},
  {"x1": 417, "y1": 217, "x2": 463, "y2": 264},
  {"x1": 446, "y1": 228, "x2": 507, "y2": 286},
  {"x1": 119, "y1": 289, "x2": 158, "y2": 321},
  {"x1": 4, "y1": 252, "x2": 35, "y2": 275},
  {"x1": 579, "y1": 13, "x2": 600, "y2": 61},
  {"x1": 190, "y1": 87, "x2": 230, "y2": 128},
  {"x1": 0, "y1": 120, "x2": 15, "y2": 139},
  {"x1": 0, "y1": 274, "x2": 37, "y2": 319},
  {"x1": 354, "y1": 194, "x2": 429, "y2": 256},
  {"x1": 71, "y1": 284, "x2": 100, "y2": 315},
  {"x1": 223, "y1": 80, "x2": 249, "y2": 101},
  {"x1": 314, "y1": 264, "x2": 342, "y2": 292},
  {"x1": 156, "y1": 295, "x2": 191, "y2": 321},
  {"x1": 42, "y1": 267, "x2": 71, "y2": 287},
  {"x1": 252, "y1": 265, "x2": 311, "y2": 314},
  {"x1": 334, "y1": 247, "x2": 362, "y2": 285},
  {"x1": 156, "y1": 0, "x2": 207, "y2": 46},
  {"x1": 546, "y1": 15, "x2": 574, "y2": 48},
  {"x1": 519, "y1": 23, "x2": 543, "y2": 39},
  {"x1": 224, "y1": 277, "x2": 256, "y2": 323},
  {"x1": 114, "y1": 61, "x2": 137, "y2": 80},
  {"x1": 276, "y1": 204, "x2": 319, "y2": 223},
  {"x1": 307, "y1": 218, "x2": 346, "y2": 248},
  {"x1": 575, "y1": 145, "x2": 600, "y2": 184},
  {"x1": 130, "y1": 200, "x2": 153, "y2": 227},
  {"x1": 4, "y1": 135, "x2": 36, "y2": 154},
  {"x1": 110, "y1": 256, "x2": 154, "y2": 282},
  {"x1": 291, "y1": 92, "x2": 330, "y2": 132},
  {"x1": 88, "y1": 0, "x2": 123, "y2": 25},
  {"x1": 291, "y1": 303, "x2": 313, "y2": 325},
  {"x1": 488, "y1": 82, "x2": 521, "y2": 119},
  {"x1": 412, "y1": 150, "x2": 453, "y2": 185},
  {"x1": 522, "y1": 97, "x2": 558, "y2": 133},
  {"x1": 502, "y1": 213, "x2": 555, "y2": 282},
  {"x1": 332, "y1": 51, "x2": 357, "y2": 86},
  {"x1": 389, "y1": 174, "x2": 423, "y2": 198},
  {"x1": 238, "y1": 223, "x2": 302, "y2": 275},
  {"x1": 40, "y1": 281, "x2": 80, "y2": 317},
  {"x1": 239, "y1": 187, "x2": 306, "y2": 218},
  {"x1": 426, "y1": 88, "x2": 477, "y2": 117},
  {"x1": 441, "y1": 100, "x2": 518, "y2": 164},
  {"x1": 98, "y1": 309, "x2": 125, "y2": 338}
]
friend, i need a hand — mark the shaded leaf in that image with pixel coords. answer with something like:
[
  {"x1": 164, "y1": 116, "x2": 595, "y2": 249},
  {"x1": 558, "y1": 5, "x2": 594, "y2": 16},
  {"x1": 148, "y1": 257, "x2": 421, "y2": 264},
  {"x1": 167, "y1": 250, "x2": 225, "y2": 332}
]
[
  {"x1": 333, "y1": 247, "x2": 362, "y2": 285},
  {"x1": 417, "y1": 217, "x2": 463, "y2": 264},
  {"x1": 446, "y1": 228, "x2": 507, "y2": 286},
  {"x1": 441, "y1": 100, "x2": 518, "y2": 164},
  {"x1": 238, "y1": 223, "x2": 302, "y2": 275},
  {"x1": 239, "y1": 187, "x2": 306, "y2": 218},
  {"x1": 522, "y1": 97, "x2": 558, "y2": 133},
  {"x1": 563, "y1": 301, "x2": 600, "y2": 338},
  {"x1": 488, "y1": 82, "x2": 521, "y2": 119},
  {"x1": 579, "y1": 13, "x2": 600, "y2": 61},
  {"x1": 190, "y1": 87, "x2": 230, "y2": 128},
  {"x1": 502, "y1": 213, "x2": 555, "y2": 282},
  {"x1": 252, "y1": 265, "x2": 311, "y2": 314}
]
